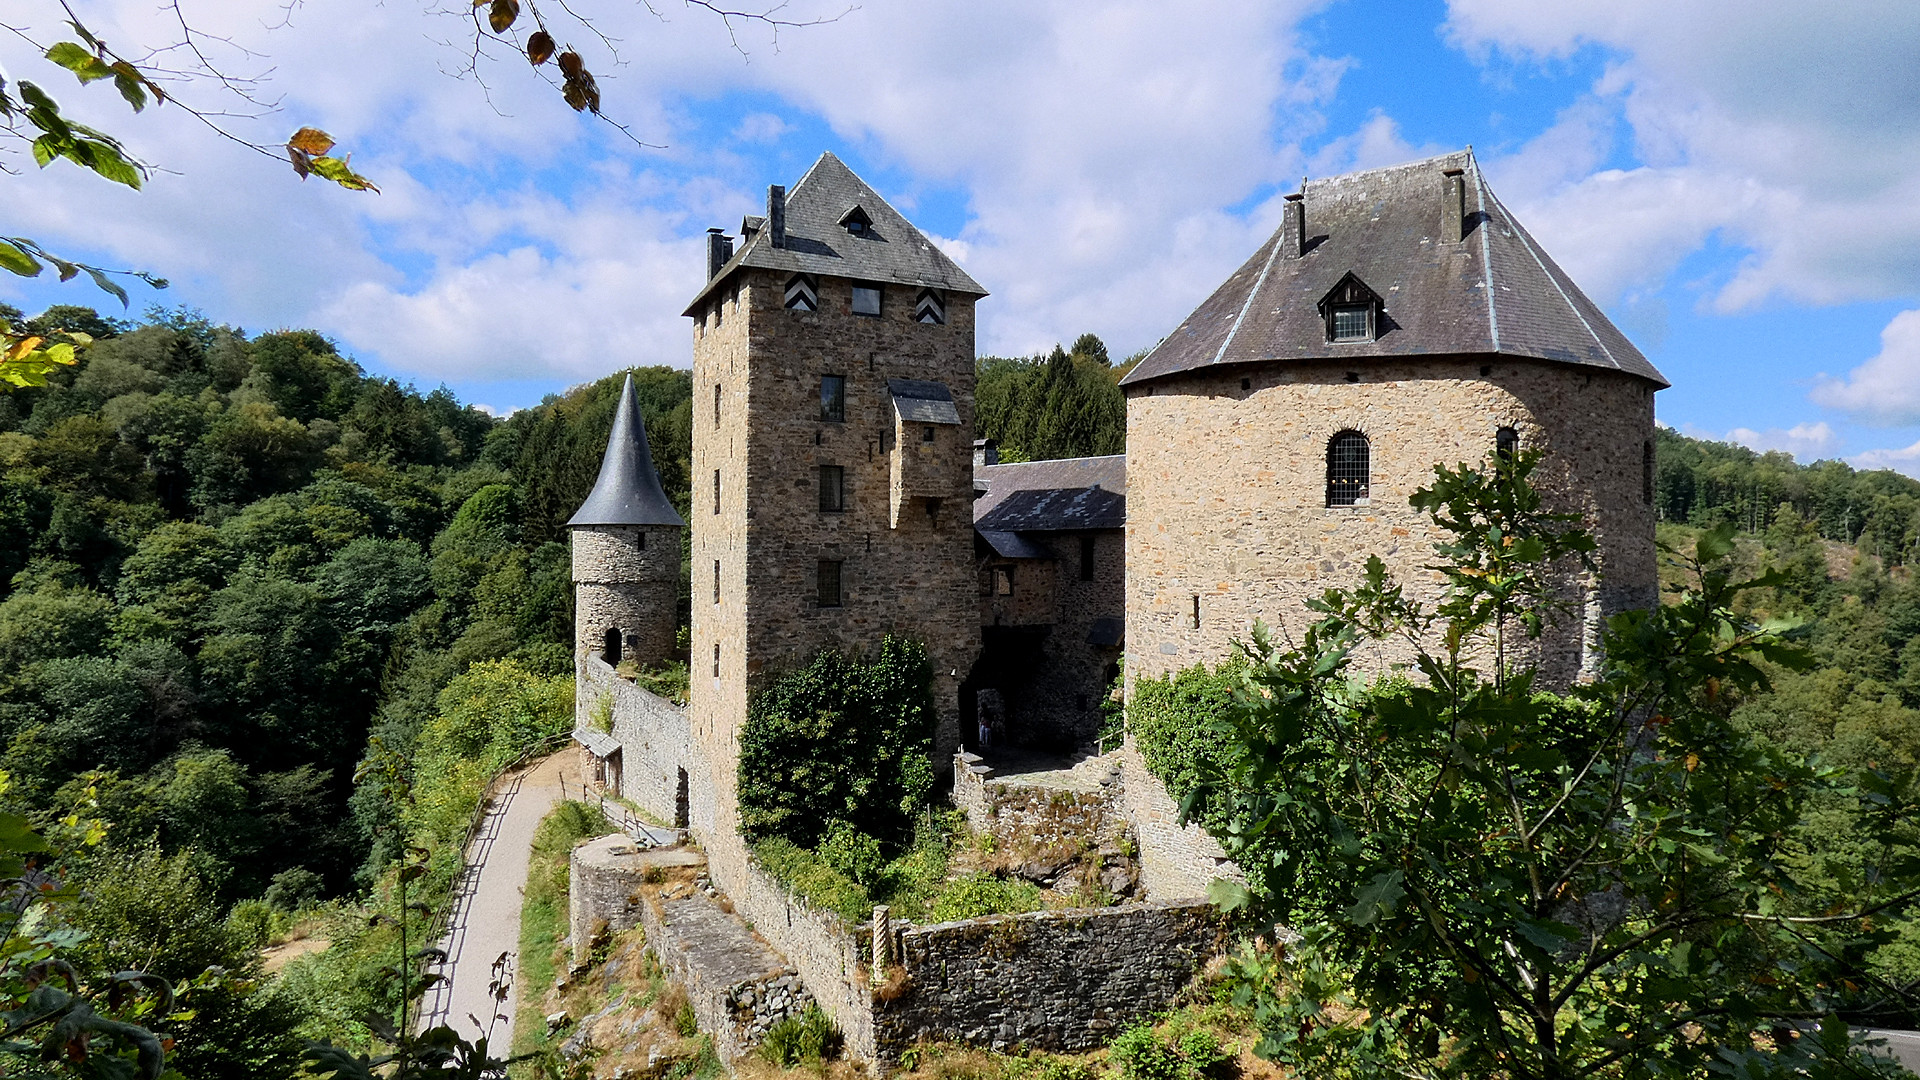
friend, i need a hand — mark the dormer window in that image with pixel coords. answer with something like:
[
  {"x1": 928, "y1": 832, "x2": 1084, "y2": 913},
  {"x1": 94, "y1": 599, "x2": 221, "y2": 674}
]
[
  {"x1": 1317, "y1": 271, "x2": 1383, "y2": 344},
  {"x1": 839, "y1": 206, "x2": 873, "y2": 236},
  {"x1": 915, "y1": 288, "x2": 946, "y2": 325},
  {"x1": 785, "y1": 274, "x2": 817, "y2": 312}
]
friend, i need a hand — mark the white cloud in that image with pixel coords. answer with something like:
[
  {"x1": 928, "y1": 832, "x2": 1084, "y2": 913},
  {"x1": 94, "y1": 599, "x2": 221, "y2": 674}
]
[
  {"x1": 1723, "y1": 421, "x2": 1838, "y2": 461},
  {"x1": 1811, "y1": 308, "x2": 1920, "y2": 426},
  {"x1": 1450, "y1": 0, "x2": 1920, "y2": 311},
  {"x1": 1851, "y1": 439, "x2": 1920, "y2": 479}
]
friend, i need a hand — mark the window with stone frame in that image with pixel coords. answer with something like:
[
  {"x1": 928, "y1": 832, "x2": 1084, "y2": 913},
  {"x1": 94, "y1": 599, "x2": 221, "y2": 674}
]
[
  {"x1": 852, "y1": 283, "x2": 883, "y2": 317},
  {"x1": 994, "y1": 566, "x2": 1013, "y2": 596},
  {"x1": 1326, "y1": 430, "x2": 1371, "y2": 506},
  {"x1": 1080, "y1": 535, "x2": 1097, "y2": 581},
  {"x1": 820, "y1": 374, "x2": 846, "y2": 423},
  {"x1": 817, "y1": 560, "x2": 844, "y2": 607},
  {"x1": 819, "y1": 465, "x2": 846, "y2": 512}
]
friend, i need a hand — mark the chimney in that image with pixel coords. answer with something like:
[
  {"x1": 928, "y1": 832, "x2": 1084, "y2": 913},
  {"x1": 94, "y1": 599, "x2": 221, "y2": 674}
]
[
  {"x1": 973, "y1": 438, "x2": 998, "y2": 470},
  {"x1": 767, "y1": 184, "x2": 786, "y2": 249},
  {"x1": 1442, "y1": 168, "x2": 1467, "y2": 243},
  {"x1": 705, "y1": 228, "x2": 733, "y2": 280},
  {"x1": 1282, "y1": 192, "x2": 1306, "y2": 258}
]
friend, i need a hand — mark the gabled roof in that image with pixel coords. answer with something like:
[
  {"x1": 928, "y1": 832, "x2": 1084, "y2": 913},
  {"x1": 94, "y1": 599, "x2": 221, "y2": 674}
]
[
  {"x1": 567, "y1": 374, "x2": 685, "y2": 528},
  {"x1": 973, "y1": 455, "x2": 1127, "y2": 533},
  {"x1": 1120, "y1": 150, "x2": 1667, "y2": 388},
  {"x1": 889, "y1": 378, "x2": 962, "y2": 425},
  {"x1": 686, "y1": 152, "x2": 985, "y2": 314}
]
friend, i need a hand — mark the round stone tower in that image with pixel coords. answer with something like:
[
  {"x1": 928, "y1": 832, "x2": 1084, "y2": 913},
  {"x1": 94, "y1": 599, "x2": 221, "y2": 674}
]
[{"x1": 569, "y1": 373, "x2": 685, "y2": 669}]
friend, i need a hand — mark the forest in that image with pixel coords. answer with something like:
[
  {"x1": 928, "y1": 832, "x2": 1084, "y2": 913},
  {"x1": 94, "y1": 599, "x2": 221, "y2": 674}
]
[
  {"x1": 0, "y1": 302, "x2": 691, "y2": 1075},
  {"x1": 4, "y1": 299, "x2": 1920, "y2": 1073}
]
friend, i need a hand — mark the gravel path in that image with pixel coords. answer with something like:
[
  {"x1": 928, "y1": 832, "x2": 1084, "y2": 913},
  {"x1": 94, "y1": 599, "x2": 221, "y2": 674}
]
[{"x1": 417, "y1": 751, "x2": 576, "y2": 1050}]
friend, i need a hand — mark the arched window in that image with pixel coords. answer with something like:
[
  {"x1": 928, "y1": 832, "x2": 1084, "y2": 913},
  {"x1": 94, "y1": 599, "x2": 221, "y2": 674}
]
[
  {"x1": 603, "y1": 627, "x2": 622, "y2": 664},
  {"x1": 1496, "y1": 426, "x2": 1519, "y2": 463},
  {"x1": 1326, "y1": 430, "x2": 1371, "y2": 506}
]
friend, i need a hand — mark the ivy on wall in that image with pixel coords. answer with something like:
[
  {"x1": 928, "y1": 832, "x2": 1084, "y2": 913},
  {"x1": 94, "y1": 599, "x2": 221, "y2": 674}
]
[
  {"x1": 1126, "y1": 659, "x2": 1246, "y2": 836},
  {"x1": 738, "y1": 635, "x2": 936, "y2": 852}
]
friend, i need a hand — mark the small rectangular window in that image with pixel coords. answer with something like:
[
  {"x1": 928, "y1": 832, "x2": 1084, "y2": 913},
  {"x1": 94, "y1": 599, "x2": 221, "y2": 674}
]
[
  {"x1": 817, "y1": 560, "x2": 843, "y2": 607},
  {"x1": 714, "y1": 383, "x2": 721, "y2": 427},
  {"x1": 1331, "y1": 304, "x2": 1370, "y2": 342},
  {"x1": 713, "y1": 560, "x2": 720, "y2": 604},
  {"x1": 852, "y1": 284, "x2": 882, "y2": 317},
  {"x1": 819, "y1": 465, "x2": 845, "y2": 512},
  {"x1": 638, "y1": 531, "x2": 646, "y2": 551},
  {"x1": 820, "y1": 375, "x2": 846, "y2": 423},
  {"x1": 713, "y1": 469, "x2": 721, "y2": 514},
  {"x1": 714, "y1": 642, "x2": 721, "y2": 678},
  {"x1": 995, "y1": 567, "x2": 1014, "y2": 596},
  {"x1": 921, "y1": 426, "x2": 936, "y2": 442},
  {"x1": 1080, "y1": 535, "x2": 1096, "y2": 581},
  {"x1": 1191, "y1": 595, "x2": 1201, "y2": 630}
]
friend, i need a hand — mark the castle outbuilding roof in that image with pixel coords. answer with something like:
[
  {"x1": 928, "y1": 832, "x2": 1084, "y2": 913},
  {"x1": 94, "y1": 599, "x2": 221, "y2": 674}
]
[
  {"x1": 1120, "y1": 150, "x2": 1667, "y2": 389},
  {"x1": 567, "y1": 374, "x2": 685, "y2": 528},
  {"x1": 685, "y1": 152, "x2": 986, "y2": 314},
  {"x1": 973, "y1": 455, "x2": 1127, "y2": 548}
]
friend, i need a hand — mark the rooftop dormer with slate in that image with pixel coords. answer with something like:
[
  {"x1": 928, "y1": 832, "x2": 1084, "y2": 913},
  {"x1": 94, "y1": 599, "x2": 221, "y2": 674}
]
[{"x1": 1120, "y1": 150, "x2": 1667, "y2": 388}]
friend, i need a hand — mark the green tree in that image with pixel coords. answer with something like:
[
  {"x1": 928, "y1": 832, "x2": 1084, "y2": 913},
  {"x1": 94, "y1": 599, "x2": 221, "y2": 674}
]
[{"x1": 1199, "y1": 455, "x2": 1919, "y2": 1079}]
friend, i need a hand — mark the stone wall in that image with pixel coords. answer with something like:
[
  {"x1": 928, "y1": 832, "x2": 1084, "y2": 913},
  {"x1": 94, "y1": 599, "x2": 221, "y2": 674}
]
[
  {"x1": 1124, "y1": 358, "x2": 1658, "y2": 692},
  {"x1": 872, "y1": 901, "x2": 1226, "y2": 1054},
  {"x1": 1112, "y1": 742, "x2": 1239, "y2": 901},
  {"x1": 976, "y1": 529, "x2": 1125, "y2": 749},
  {"x1": 639, "y1": 887, "x2": 818, "y2": 1064},
  {"x1": 577, "y1": 654, "x2": 694, "y2": 827},
  {"x1": 951, "y1": 754, "x2": 1128, "y2": 852},
  {"x1": 572, "y1": 524, "x2": 681, "y2": 671}
]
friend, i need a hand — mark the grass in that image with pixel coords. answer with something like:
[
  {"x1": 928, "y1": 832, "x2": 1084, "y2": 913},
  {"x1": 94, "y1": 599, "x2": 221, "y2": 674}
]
[{"x1": 511, "y1": 800, "x2": 614, "y2": 1060}]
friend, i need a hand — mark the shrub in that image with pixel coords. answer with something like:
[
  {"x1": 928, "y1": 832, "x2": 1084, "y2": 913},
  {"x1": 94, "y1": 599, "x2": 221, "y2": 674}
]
[
  {"x1": 1126, "y1": 659, "x2": 1244, "y2": 836},
  {"x1": 928, "y1": 872, "x2": 1042, "y2": 922},
  {"x1": 759, "y1": 1004, "x2": 841, "y2": 1066},
  {"x1": 1107, "y1": 1023, "x2": 1229, "y2": 1080}
]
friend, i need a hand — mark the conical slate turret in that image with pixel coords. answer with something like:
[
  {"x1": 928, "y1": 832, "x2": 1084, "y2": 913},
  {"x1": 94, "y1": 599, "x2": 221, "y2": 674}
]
[{"x1": 568, "y1": 374, "x2": 685, "y2": 528}]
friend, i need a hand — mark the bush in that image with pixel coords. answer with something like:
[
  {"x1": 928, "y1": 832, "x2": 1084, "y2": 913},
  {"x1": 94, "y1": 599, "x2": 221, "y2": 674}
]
[
  {"x1": 759, "y1": 1004, "x2": 841, "y2": 1066},
  {"x1": 227, "y1": 898, "x2": 281, "y2": 951},
  {"x1": 739, "y1": 635, "x2": 935, "y2": 852},
  {"x1": 1107, "y1": 1023, "x2": 1230, "y2": 1080},
  {"x1": 1126, "y1": 660, "x2": 1244, "y2": 836},
  {"x1": 928, "y1": 872, "x2": 1042, "y2": 922}
]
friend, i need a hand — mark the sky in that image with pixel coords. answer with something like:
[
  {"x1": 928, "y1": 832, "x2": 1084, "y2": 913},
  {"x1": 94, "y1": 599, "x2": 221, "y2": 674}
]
[{"x1": 4, "y1": 0, "x2": 1920, "y2": 476}]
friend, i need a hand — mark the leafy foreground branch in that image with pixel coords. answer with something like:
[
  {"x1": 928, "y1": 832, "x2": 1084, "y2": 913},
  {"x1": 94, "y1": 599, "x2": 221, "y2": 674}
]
[{"x1": 1196, "y1": 453, "x2": 1920, "y2": 1079}]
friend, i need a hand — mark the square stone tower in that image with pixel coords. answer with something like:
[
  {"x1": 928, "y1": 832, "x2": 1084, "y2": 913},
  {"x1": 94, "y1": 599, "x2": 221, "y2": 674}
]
[{"x1": 685, "y1": 153, "x2": 987, "y2": 888}]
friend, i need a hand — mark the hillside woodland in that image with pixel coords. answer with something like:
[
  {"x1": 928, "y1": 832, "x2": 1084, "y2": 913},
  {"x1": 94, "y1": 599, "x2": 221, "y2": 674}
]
[{"x1": 4, "y1": 302, "x2": 1920, "y2": 1073}]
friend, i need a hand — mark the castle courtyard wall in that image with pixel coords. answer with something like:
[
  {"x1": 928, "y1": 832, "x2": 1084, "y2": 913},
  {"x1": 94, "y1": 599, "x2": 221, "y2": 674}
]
[{"x1": 1123, "y1": 357, "x2": 1658, "y2": 690}]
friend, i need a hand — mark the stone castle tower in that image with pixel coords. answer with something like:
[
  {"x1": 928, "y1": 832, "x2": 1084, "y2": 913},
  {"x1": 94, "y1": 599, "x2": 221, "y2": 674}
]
[
  {"x1": 569, "y1": 373, "x2": 685, "y2": 669},
  {"x1": 1119, "y1": 150, "x2": 1665, "y2": 689},
  {"x1": 684, "y1": 153, "x2": 987, "y2": 886}
]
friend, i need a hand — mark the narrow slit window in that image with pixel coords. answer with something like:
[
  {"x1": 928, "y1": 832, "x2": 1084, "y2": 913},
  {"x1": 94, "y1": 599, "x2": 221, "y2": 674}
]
[
  {"x1": 852, "y1": 284, "x2": 882, "y2": 317},
  {"x1": 819, "y1": 465, "x2": 845, "y2": 512},
  {"x1": 713, "y1": 559, "x2": 720, "y2": 604},
  {"x1": 820, "y1": 374, "x2": 846, "y2": 423},
  {"x1": 637, "y1": 531, "x2": 646, "y2": 550},
  {"x1": 1191, "y1": 595, "x2": 1201, "y2": 630},
  {"x1": 1326, "y1": 430, "x2": 1371, "y2": 506},
  {"x1": 1080, "y1": 535, "x2": 1096, "y2": 581},
  {"x1": 714, "y1": 383, "x2": 721, "y2": 427},
  {"x1": 714, "y1": 469, "x2": 722, "y2": 514},
  {"x1": 817, "y1": 560, "x2": 843, "y2": 607},
  {"x1": 713, "y1": 642, "x2": 721, "y2": 678},
  {"x1": 1643, "y1": 440, "x2": 1655, "y2": 505}
]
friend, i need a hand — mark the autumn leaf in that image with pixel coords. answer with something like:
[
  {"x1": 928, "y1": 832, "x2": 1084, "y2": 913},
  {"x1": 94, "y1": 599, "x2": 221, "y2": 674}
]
[
  {"x1": 489, "y1": 0, "x2": 520, "y2": 33},
  {"x1": 526, "y1": 31, "x2": 555, "y2": 65},
  {"x1": 558, "y1": 50, "x2": 584, "y2": 77},
  {"x1": 287, "y1": 127, "x2": 336, "y2": 156}
]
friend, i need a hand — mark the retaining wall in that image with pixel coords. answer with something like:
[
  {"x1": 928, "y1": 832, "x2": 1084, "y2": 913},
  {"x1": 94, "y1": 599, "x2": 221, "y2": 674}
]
[
  {"x1": 1112, "y1": 741, "x2": 1242, "y2": 901},
  {"x1": 579, "y1": 654, "x2": 693, "y2": 826}
]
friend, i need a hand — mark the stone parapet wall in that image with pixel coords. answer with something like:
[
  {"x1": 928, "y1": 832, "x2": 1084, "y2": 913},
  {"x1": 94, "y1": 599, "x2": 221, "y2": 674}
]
[
  {"x1": 639, "y1": 888, "x2": 817, "y2": 1064},
  {"x1": 578, "y1": 655, "x2": 694, "y2": 827},
  {"x1": 952, "y1": 754, "x2": 1128, "y2": 851},
  {"x1": 873, "y1": 900, "x2": 1226, "y2": 1054},
  {"x1": 568, "y1": 835, "x2": 651, "y2": 970}
]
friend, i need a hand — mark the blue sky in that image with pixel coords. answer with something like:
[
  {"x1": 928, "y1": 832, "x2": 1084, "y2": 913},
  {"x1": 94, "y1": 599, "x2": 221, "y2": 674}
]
[{"x1": 5, "y1": 0, "x2": 1920, "y2": 475}]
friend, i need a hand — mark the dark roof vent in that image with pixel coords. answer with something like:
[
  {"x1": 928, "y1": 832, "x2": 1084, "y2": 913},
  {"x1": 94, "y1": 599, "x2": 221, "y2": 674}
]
[
  {"x1": 1442, "y1": 168, "x2": 1467, "y2": 243},
  {"x1": 767, "y1": 184, "x2": 786, "y2": 249},
  {"x1": 568, "y1": 374, "x2": 686, "y2": 528},
  {"x1": 741, "y1": 214, "x2": 765, "y2": 242}
]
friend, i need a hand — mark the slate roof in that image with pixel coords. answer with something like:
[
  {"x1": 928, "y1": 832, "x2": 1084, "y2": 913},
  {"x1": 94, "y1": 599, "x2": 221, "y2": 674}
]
[
  {"x1": 978, "y1": 529, "x2": 1054, "y2": 560},
  {"x1": 889, "y1": 378, "x2": 962, "y2": 425},
  {"x1": 1120, "y1": 150, "x2": 1667, "y2": 388},
  {"x1": 973, "y1": 455, "x2": 1127, "y2": 534},
  {"x1": 567, "y1": 374, "x2": 686, "y2": 528},
  {"x1": 686, "y1": 152, "x2": 985, "y2": 313}
]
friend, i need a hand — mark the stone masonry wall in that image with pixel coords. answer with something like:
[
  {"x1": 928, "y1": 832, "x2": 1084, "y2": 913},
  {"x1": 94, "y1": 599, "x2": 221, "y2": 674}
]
[
  {"x1": 872, "y1": 901, "x2": 1227, "y2": 1054},
  {"x1": 577, "y1": 654, "x2": 693, "y2": 826},
  {"x1": 952, "y1": 754, "x2": 1129, "y2": 852},
  {"x1": 639, "y1": 887, "x2": 818, "y2": 1064},
  {"x1": 573, "y1": 525, "x2": 681, "y2": 671},
  {"x1": 1124, "y1": 358, "x2": 1658, "y2": 691},
  {"x1": 568, "y1": 835, "x2": 651, "y2": 969},
  {"x1": 1113, "y1": 741, "x2": 1239, "y2": 901},
  {"x1": 721, "y1": 850, "x2": 881, "y2": 1060}
]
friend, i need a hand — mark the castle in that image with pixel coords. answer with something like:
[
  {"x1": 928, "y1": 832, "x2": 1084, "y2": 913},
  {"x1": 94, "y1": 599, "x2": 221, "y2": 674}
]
[{"x1": 565, "y1": 149, "x2": 1666, "y2": 1061}]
